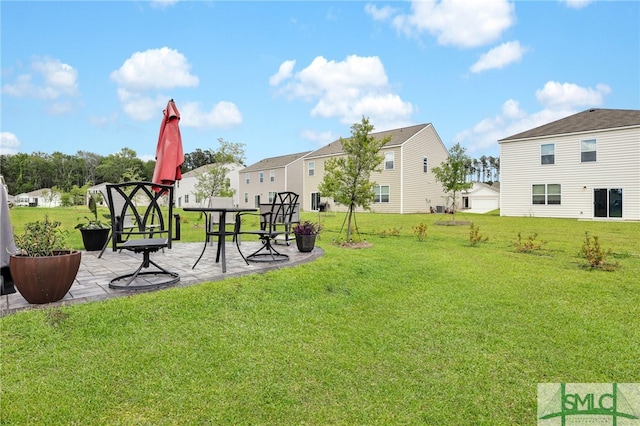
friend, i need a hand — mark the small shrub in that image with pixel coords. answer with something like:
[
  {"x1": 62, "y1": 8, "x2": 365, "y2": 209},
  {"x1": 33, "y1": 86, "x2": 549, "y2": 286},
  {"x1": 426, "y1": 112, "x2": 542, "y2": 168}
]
[
  {"x1": 581, "y1": 232, "x2": 619, "y2": 271},
  {"x1": 13, "y1": 216, "x2": 70, "y2": 257},
  {"x1": 469, "y1": 222, "x2": 488, "y2": 246},
  {"x1": 514, "y1": 232, "x2": 546, "y2": 253},
  {"x1": 413, "y1": 222, "x2": 428, "y2": 242},
  {"x1": 379, "y1": 227, "x2": 400, "y2": 237}
]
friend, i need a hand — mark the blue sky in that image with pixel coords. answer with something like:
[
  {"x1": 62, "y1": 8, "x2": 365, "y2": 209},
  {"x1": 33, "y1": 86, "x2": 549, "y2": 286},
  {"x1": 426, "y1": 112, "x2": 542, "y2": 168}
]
[{"x1": 1, "y1": 0, "x2": 638, "y2": 166}]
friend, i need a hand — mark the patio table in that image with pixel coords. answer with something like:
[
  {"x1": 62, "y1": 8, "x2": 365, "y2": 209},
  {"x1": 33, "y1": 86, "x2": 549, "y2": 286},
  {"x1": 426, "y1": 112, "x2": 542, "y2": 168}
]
[{"x1": 183, "y1": 207, "x2": 255, "y2": 273}]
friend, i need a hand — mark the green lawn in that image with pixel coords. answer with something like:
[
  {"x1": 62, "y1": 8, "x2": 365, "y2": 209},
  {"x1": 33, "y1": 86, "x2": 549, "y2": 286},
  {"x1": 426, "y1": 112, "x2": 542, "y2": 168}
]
[{"x1": 2, "y1": 208, "x2": 639, "y2": 424}]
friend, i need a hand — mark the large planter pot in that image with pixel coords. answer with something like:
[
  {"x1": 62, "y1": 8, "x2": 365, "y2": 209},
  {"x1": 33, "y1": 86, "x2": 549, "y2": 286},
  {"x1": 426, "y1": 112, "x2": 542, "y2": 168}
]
[
  {"x1": 80, "y1": 228, "x2": 110, "y2": 251},
  {"x1": 9, "y1": 250, "x2": 81, "y2": 304},
  {"x1": 295, "y1": 234, "x2": 316, "y2": 252}
]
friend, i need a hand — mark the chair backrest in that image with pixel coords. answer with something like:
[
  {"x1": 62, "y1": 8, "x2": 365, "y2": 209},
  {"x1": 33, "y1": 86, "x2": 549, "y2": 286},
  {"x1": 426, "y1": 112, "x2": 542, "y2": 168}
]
[
  {"x1": 207, "y1": 197, "x2": 236, "y2": 226},
  {"x1": 263, "y1": 192, "x2": 299, "y2": 230},
  {"x1": 106, "y1": 182, "x2": 175, "y2": 248}
]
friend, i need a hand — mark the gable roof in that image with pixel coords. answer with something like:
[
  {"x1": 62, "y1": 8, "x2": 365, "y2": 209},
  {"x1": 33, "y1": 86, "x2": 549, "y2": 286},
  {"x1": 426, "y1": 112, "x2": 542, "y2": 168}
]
[
  {"x1": 241, "y1": 151, "x2": 311, "y2": 172},
  {"x1": 499, "y1": 108, "x2": 640, "y2": 142},
  {"x1": 306, "y1": 123, "x2": 430, "y2": 159}
]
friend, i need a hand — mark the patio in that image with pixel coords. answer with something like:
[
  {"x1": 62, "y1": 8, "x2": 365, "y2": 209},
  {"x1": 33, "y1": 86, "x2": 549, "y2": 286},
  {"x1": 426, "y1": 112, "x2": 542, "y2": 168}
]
[{"x1": 1, "y1": 241, "x2": 322, "y2": 316}]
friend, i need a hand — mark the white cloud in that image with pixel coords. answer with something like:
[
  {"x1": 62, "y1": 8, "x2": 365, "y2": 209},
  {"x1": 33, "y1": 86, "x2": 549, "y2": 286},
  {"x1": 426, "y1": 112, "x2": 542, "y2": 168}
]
[
  {"x1": 116, "y1": 89, "x2": 168, "y2": 121},
  {"x1": 150, "y1": 0, "x2": 179, "y2": 8},
  {"x1": 391, "y1": 0, "x2": 515, "y2": 48},
  {"x1": 365, "y1": 3, "x2": 397, "y2": 21},
  {"x1": 110, "y1": 47, "x2": 199, "y2": 91},
  {"x1": 272, "y1": 54, "x2": 414, "y2": 130},
  {"x1": 560, "y1": 0, "x2": 593, "y2": 9},
  {"x1": 454, "y1": 81, "x2": 610, "y2": 155},
  {"x1": 535, "y1": 81, "x2": 611, "y2": 110},
  {"x1": 1, "y1": 57, "x2": 80, "y2": 114},
  {"x1": 0, "y1": 132, "x2": 21, "y2": 155},
  {"x1": 470, "y1": 41, "x2": 527, "y2": 73},
  {"x1": 269, "y1": 60, "x2": 296, "y2": 86},
  {"x1": 179, "y1": 101, "x2": 242, "y2": 129}
]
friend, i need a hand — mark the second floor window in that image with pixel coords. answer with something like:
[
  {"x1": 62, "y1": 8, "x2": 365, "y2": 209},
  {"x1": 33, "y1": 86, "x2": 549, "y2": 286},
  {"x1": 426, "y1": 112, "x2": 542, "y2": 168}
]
[
  {"x1": 308, "y1": 161, "x2": 315, "y2": 177},
  {"x1": 245, "y1": 173, "x2": 250, "y2": 184},
  {"x1": 423, "y1": 156, "x2": 428, "y2": 173},
  {"x1": 270, "y1": 170, "x2": 275, "y2": 182},
  {"x1": 541, "y1": 144, "x2": 555, "y2": 165},
  {"x1": 385, "y1": 152, "x2": 394, "y2": 170},
  {"x1": 259, "y1": 172, "x2": 264, "y2": 183},
  {"x1": 581, "y1": 139, "x2": 596, "y2": 162}
]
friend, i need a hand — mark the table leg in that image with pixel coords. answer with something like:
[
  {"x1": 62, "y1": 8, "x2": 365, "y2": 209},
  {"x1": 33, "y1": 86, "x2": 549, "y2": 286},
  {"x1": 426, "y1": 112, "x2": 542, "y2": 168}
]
[{"x1": 218, "y1": 211, "x2": 227, "y2": 273}]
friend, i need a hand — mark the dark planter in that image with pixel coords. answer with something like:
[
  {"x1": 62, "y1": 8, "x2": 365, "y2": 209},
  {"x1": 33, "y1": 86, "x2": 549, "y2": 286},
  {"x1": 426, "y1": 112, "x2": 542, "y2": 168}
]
[
  {"x1": 10, "y1": 250, "x2": 81, "y2": 304},
  {"x1": 80, "y1": 228, "x2": 110, "y2": 251},
  {"x1": 295, "y1": 234, "x2": 316, "y2": 252}
]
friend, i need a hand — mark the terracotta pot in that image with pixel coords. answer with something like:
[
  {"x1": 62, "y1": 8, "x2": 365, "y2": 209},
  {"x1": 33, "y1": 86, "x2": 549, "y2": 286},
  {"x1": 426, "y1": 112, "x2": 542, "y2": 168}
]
[
  {"x1": 80, "y1": 228, "x2": 110, "y2": 251},
  {"x1": 295, "y1": 234, "x2": 316, "y2": 252},
  {"x1": 9, "y1": 250, "x2": 81, "y2": 304}
]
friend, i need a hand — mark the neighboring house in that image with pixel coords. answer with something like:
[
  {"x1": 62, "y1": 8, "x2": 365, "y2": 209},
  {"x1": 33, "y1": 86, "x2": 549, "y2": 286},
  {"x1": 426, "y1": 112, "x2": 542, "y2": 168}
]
[
  {"x1": 498, "y1": 108, "x2": 640, "y2": 220},
  {"x1": 302, "y1": 123, "x2": 449, "y2": 213},
  {"x1": 238, "y1": 151, "x2": 311, "y2": 208},
  {"x1": 14, "y1": 188, "x2": 62, "y2": 207},
  {"x1": 175, "y1": 163, "x2": 244, "y2": 208},
  {"x1": 461, "y1": 182, "x2": 500, "y2": 214}
]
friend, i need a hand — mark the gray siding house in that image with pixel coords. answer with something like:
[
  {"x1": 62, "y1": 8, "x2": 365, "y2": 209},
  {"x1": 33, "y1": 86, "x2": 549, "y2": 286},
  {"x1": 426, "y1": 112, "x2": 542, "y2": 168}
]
[
  {"x1": 499, "y1": 108, "x2": 640, "y2": 220},
  {"x1": 302, "y1": 123, "x2": 449, "y2": 213},
  {"x1": 238, "y1": 151, "x2": 311, "y2": 208}
]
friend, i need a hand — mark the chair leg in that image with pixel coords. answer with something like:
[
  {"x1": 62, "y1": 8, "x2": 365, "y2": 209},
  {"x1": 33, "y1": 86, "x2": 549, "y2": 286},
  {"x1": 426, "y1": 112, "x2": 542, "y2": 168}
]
[{"x1": 192, "y1": 239, "x2": 209, "y2": 269}]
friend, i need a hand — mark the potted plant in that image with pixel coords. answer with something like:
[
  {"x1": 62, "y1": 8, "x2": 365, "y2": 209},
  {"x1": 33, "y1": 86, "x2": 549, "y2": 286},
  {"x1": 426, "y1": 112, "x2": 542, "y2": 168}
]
[
  {"x1": 10, "y1": 216, "x2": 81, "y2": 304},
  {"x1": 293, "y1": 221, "x2": 320, "y2": 252},
  {"x1": 75, "y1": 194, "x2": 111, "y2": 251}
]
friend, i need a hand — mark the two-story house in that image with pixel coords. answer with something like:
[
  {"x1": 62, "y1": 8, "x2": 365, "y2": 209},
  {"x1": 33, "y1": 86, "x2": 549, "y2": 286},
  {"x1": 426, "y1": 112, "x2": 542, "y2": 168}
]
[
  {"x1": 498, "y1": 108, "x2": 640, "y2": 220},
  {"x1": 302, "y1": 123, "x2": 449, "y2": 213},
  {"x1": 176, "y1": 163, "x2": 244, "y2": 208},
  {"x1": 238, "y1": 151, "x2": 311, "y2": 208}
]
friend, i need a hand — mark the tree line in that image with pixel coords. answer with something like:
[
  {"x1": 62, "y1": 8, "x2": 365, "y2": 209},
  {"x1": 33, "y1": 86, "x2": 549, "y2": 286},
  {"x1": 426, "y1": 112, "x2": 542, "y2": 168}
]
[{"x1": 0, "y1": 139, "x2": 243, "y2": 197}]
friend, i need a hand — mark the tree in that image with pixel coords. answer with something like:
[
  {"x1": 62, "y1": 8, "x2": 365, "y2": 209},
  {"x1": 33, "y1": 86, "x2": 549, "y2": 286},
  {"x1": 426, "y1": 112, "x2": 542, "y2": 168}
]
[
  {"x1": 431, "y1": 143, "x2": 473, "y2": 222},
  {"x1": 193, "y1": 139, "x2": 245, "y2": 205},
  {"x1": 318, "y1": 117, "x2": 389, "y2": 242}
]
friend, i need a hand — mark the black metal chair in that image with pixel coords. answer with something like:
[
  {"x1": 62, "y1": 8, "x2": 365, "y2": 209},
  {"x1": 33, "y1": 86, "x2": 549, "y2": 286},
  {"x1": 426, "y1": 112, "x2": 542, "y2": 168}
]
[
  {"x1": 191, "y1": 197, "x2": 239, "y2": 269},
  {"x1": 235, "y1": 191, "x2": 299, "y2": 263},
  {"x1": 105, "y1": 181, "x2": 179, "y2": 289}
]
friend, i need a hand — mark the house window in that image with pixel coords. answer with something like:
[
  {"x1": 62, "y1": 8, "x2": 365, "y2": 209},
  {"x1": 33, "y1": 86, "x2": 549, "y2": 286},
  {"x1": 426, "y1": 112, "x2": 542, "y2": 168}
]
[
  {"x1": 385, "y1": 152, "x2": 394, "y2": 170},
  {"x1": 581, "y1": 139, "x2": 596, "y2": 162},
  {"x1": 268, "y1": 191, "x2": 276, "y2": 203},
  {"x1": 245, "y1": 173, "x2": 250, "y2": 184},
  {"x1": 374, "y1": 185, "x2": 390, "y2": 203},
  {"x1": 270, "y1": 170, "x2": 275, "y2": 182},
  {"x1": 244, "y1": 192, "x2": 248, "y2": 203},
  {"x1": 532, "y1": 184, "x2": 561, "y2": 205},
  {"x1": 541, "y1": 144, "x2": 555, "y2": 165},
  {"x1": 184, "y1": 194, "x2": 189, "y2": 203},
  {"x1": 259, "y1": 172, "x2": 264, "y2": 183},
  {"x1": 308, "y1": 161, "x2": 315, "y2": 177},
  {"x1": 423, "y1": 156, "x2": 428, "y2": 173}
]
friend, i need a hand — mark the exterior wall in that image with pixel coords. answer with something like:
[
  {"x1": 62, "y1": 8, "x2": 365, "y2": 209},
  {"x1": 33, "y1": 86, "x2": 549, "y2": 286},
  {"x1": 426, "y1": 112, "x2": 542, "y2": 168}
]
[
  {"x1": 500, "y1": 127, "x2": 640, "y2": 220},
  {"x1": 400, "y1": 125, "x2": 449, "y2": 213},
  {"x1": 238, "y1": 156, "x2": 307, "y2": 209}
]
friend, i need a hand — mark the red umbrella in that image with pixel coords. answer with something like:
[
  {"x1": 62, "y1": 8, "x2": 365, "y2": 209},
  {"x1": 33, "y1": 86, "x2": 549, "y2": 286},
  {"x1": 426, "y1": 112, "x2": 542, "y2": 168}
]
[{"x1": 152, "y1": 99, "x2": 184, "y2": 188}]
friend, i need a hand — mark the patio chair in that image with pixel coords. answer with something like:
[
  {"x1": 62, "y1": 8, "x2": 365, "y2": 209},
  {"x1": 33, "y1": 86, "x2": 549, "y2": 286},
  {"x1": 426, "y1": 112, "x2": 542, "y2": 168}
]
[
  {"x1": 104, "y1": 181, "x2": 179, "y2": 289},
  {"x1": 191, "y1": 197, "x2": 238, "y2": 269},
  {"x1": 234, "y1": 191, "x2": 299, "y2": 262}
]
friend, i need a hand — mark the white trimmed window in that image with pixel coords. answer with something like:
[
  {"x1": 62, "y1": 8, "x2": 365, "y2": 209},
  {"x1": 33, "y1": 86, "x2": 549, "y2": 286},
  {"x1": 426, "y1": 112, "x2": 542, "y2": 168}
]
[
  {"x1": 308, "y1": 161, "x2": 315, "y2": 177},
  {"x1": 384, "y1": 152, "x2": 394, "y2": 170},
  {"x1": 245, "y1": 173, "x2": 250, "y2": 184},
  {"x1": 581, "y1": 139, "x2": 596, "y2": 162},
  {"x1": 532, "y1": 184, "x2": 561, "y2": 205},
  {"x1": 541, "y1": 144, "x2": 555, "y2": 165},
  {"x1": 423, "y1": 156, "x2": 428, "y2": 173},
  {"x1": 270, "y1": 170, "x2": 275, "y2": 182},
  {"x1": 268, "y1": 191, "x2": 276, "y2": 203},
  {"x1": 244, "y1": 192, "x2": 248, "y2": 203},
  {"x1": 259, "y1": 172, "x2": 264, "y2": 183},
  {"x1": 374, "y1": 185, "x2": 390, "y2": 203}
]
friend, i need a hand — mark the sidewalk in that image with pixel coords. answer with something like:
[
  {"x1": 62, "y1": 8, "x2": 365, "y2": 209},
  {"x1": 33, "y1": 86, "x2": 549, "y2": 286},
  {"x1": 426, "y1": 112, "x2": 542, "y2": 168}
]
[{"x1": 1, "y1": 241, "x2": 322, "y2": 316}]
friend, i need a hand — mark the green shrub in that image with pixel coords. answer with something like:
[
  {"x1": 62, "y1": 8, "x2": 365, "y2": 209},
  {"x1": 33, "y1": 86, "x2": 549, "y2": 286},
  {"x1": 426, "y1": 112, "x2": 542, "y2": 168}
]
[
  {"x1": 581, "y1": 232, "x2": 619, "y2": 271},
  {"x1": 413, "y1": 222, "x2": 428, "y2": 242},
  {"x1": 513, "y1": 232, "x2": 546, "y2": 253},
  {"x1": 469, "y1": 222, "x2": 488, "y2": 246}
]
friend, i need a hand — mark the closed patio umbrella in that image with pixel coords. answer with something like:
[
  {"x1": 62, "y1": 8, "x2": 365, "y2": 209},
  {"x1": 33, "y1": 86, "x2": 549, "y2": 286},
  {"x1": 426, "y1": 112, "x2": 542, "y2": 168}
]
[{"x1": 152, "y1": 99, "x2": 184, "y2": 187}]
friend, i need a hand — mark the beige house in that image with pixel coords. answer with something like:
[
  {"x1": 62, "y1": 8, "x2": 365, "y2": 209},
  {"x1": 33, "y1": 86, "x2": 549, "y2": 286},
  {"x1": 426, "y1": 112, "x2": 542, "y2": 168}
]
[
  {"x1": 499, "y1": 108, "x2": 640, "y2": 220},
  {"x1": 238, "y1": 151, "x2": 311, "y2": 208},
  {"x1": 302, "y1": 123, "x2": 450, "y2": 213}
]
